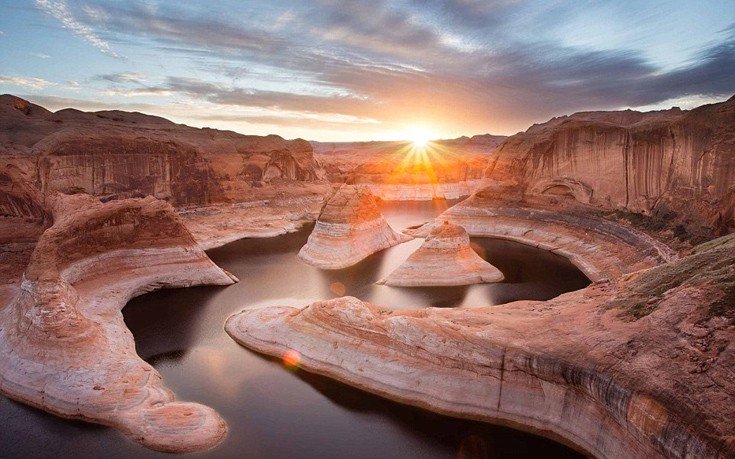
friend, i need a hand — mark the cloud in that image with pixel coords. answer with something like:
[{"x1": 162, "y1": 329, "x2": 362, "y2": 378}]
[
  {"x1": 22, "y1": 1, "x2": 735, "y2": 138},
  {"x1": 0, "y1": 75, "x2": 55, "y2": 90},
  {"x1": 31, "y1": 53, "x2": 51, "y2": 59},
  {"x1": 35, "y1": 0, "x2": 121, "y2": 58},
  {"x1": 97, "y1": 72, "x2": 147, "y2": 84}
]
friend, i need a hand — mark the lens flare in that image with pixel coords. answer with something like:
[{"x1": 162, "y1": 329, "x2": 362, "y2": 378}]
[
  {"x1": 329, "y1": 281, "x2": 346, "y2": 296},
  {"x1": 283, "y1": 349, "x2": 301, "y2": 369}
]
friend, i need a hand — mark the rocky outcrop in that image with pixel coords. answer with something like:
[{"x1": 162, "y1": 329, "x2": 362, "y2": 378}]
[
  {"x1": 298, "y1": 185, "x2": 412, "y2": 269},
  {"x1": 313, "y1": 135, "x2": 505, "y2": 200},
  {"x1": 487, "y1": 96, "x2": 735, "y2": 239},
  {"x1": 409, "y1": 186, "x2": 677, "y2": 282},
  {"x1": 378, "y1": 221, "x2": 504, "y2": 286},
  {"x1": 0, "y1": 94, "x2": 324, "y2": 208},
  {"x1": 0, "y1": 193, "x2": 236, "y2": 453},
  {"x1": 226, "y1": 236, "x2": 735, "y2": 459}
]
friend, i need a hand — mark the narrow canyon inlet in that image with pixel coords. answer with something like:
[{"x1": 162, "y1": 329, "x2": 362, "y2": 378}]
[{"x1": 1, "y1": 201, "x2": 590, "y2": 458}]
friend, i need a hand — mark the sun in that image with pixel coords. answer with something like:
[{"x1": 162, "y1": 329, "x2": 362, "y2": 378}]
[{"x1": 405, "y1": 127, "x2": 434, "y2": 148}]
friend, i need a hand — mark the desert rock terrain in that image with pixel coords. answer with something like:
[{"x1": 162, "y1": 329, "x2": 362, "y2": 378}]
[
  {"x1": 378, "y1": 220, "x2": 504, "y2": 286},
  {"x1": 0, "y1": 192, "x2": 236, "y2": 452},
  {"x1": 1, "y1": 94, "x2": 734, "y2": 457},
  {"x1": 298, "y1": 184, "x2": 412, "y2": 269}
]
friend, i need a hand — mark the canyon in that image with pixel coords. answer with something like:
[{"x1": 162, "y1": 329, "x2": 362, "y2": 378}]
[{"x1": 1, "y1": 94, "x2": 734, "y2": 457}]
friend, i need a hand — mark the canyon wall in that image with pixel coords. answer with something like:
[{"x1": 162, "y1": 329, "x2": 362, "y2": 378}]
[
  {"x1": 487, "y1": 96, "x2": 735, "y2": 238},
  {"x1": 0, "y1": 95, "x2": 323, "y2": 208}
]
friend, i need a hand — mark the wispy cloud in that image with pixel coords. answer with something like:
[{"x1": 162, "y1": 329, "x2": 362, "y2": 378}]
[
  {"x1": 31, "y1": 52, "x2": 51, "y2": 59},
  {"x1": 34, "y1": 0, "x2": 122, "y2": 58},
  {"x1": 0, "y1": 75, "x2": 55, "y2": 90},
  {"x1": 16, "y1": 1, "x2": 735, "y2": 139}
]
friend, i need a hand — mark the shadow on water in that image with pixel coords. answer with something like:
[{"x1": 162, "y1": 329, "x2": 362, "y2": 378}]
[
  {"x1": 123, "y1": 284, "x2": 226, "y2": 362},
  {"x1": 260, "y1": 352, "x2": 586, "y2": 459}
]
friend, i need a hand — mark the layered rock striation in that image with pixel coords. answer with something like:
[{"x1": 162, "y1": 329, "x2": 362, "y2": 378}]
[
  {"x1": 408, "y1": 187, "x2": 677, "y2": 282},
  {"x1": 0, "y1": 193, "x2": 236, "y2": 452},
  {"x1": 314, "y1": 135, "x2": 505, "y2": 200},
  {"x1": 227, "y1": 236, "x2": 735, "y2": 459},
  {"x1": 486, "y1": 96, "x2": 735, "y2": 239},
  {"x1": 298, "y1": 185, "x2": 412, "y2": 269},
  {"x1": 378, "y1": 221, "x2": 504, "y2": 286},
  {"x1": 0, "y1": 95, "x2": 322, "y2": 207},
  {"x1": 0, "y1": 94, "x2": 330, "y2": 249}
]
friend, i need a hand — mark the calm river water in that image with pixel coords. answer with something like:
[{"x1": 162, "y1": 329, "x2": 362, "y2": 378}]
[{"x1": 1, "y1": 200, "x2": 589, "y2": 458}]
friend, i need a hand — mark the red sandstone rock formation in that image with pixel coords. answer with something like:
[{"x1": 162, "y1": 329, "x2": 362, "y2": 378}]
[
  {"x1": 0, "y1": 94, "x2": 322, "y2": 207},
  {"x1": 227, "y1": 235, "x2": 735, "y2": 459},
  {"x1": 0, "y1": 193, "x2": 236, "y2": 452},
  {"x1": 409, "y1": 187, "x2": 677, "y2": 282},
  {"x1": 378, "y1": 221, "x2": 503, "y2": 286},
  {"x1": 486, "y1": 96, "x2": 735, "y2": 239},
  {"x1": 298, "y1": 184, "x2": 412, "y2": 269}
]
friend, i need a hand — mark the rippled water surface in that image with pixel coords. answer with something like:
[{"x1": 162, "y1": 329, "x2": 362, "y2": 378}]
[{"x1": 2, "y1": 200, "x2": 589, "y2": 458}]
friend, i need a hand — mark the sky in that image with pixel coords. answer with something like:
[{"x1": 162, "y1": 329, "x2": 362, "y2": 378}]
[{"x1": 0, "y1": 1, "x2": 734, "y2": 141}]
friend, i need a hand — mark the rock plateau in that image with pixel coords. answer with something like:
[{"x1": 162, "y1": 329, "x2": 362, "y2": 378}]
[
  {"x1": 298, "y1": 184, "x2": 412, "y2": 269},
  {"x1": 378, "y1": 221, "x2": 504, "y2": 286}
]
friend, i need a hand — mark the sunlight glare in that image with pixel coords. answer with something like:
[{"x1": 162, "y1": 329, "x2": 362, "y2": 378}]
[{"x1": 406, "y1": 127, "x2": 433, "y2": 148}]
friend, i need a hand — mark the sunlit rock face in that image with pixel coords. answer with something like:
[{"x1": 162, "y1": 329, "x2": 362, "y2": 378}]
[
  {"x1": 378, "y1": 221, "x2": 503, "y2": 286},
  {"x1": 487, "y1": 96, "x2": 735, "y2": 239},
  {"x1": 227, "y1": 236, "x2": 735, "y2": 459},
  {"x1": 313, "y1": 135, "x2": 506, "y2": 200},
  {"x1": 410, "y1": 187, "x2": 677, "y2": 282},
  {"x1": 0, "y1": 193, "x2": 235, "y2": 453},
  {"x1": 0, "y1": 94, "x2": 323, "y2": 207},
  {"x1": 298, "y1": 184, "x2": 412, "y2": 269},
  {"x1": 0, "y1": 94, "x2": 331, "y2": 250}
]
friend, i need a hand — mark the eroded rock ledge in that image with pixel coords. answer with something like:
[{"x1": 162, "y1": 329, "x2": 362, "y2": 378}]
[
  {"x1": 227, "y1": 237, "x2": 735, "y2": 459},
  {"x1": 298, "y1": 184, "x2": 412, "y2": 269},
  {"x1": 378, "y1": 221, "x2": 503, "y2": 286},
  {"x1": 408, "y1": 188, "x2": 678, "y2": 281},
  {"x1": 0, "y1": 193, "x2": 236, "y2": 453}
]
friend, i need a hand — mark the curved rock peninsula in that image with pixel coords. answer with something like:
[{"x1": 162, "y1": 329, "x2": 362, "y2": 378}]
[
  {"x1": 298, "y1": 185, "x2": 412, "y2": 269},
  {"x1": 378, "y1": 221, "x2": 504, "y2": 286},
  {"x1": 407, "y1": 188, "x2": 677, "y2": 282},
  {"x1": 0, "y1": 193, "x2": 236, "y2": 453},
  {"x1": 227, "y1": 236, "x2": 735, "y2": 459}
]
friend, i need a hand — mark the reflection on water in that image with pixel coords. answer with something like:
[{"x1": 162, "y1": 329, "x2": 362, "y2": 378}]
[{"x1": 1, "y1": 200, "x2": 587, "y2": 458}]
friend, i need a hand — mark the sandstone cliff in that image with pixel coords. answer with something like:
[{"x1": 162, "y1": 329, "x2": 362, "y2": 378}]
[
  {"x1": 314, "y1": 134, "x2": 505, "y2": 200},
  {"x1": 487, "y1": 96, "x2": 735, "y2": 239},
  {"x1": 378, "y1": 221, "x2": 504, "y2": 286},
  {"x1": 0, "y1": 94, "x2": 324, "y2": 207},
  {"x1": 298, "y1": 184, "x2": 412, "y2": 269},
  {"x1": 227, "y1": 235, "x2": 735, "y2": 459},
  {"x1": 0, "y1": 193, "x2": 236, "y2": 452}
]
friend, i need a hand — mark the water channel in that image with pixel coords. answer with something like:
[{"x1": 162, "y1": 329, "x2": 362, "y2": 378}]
[{"x1": 1, "y1": 200, "x2": 589, "y2": 458}]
